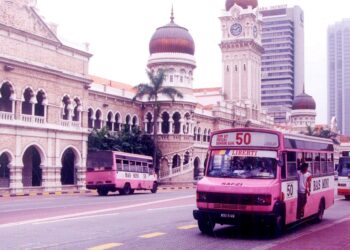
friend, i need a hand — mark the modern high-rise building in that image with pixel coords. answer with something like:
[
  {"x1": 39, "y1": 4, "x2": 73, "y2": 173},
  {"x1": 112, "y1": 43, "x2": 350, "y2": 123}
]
[
  {"x1": 328, "y1": 19, "x2": 350, "y2": 135},
  {"x1": 259, "y1": 5, "x2": 305, "y2": 124}
]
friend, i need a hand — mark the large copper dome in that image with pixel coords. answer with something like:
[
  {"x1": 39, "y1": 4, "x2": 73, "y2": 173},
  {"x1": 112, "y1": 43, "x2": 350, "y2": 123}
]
[
  {"x1": 226, "y1": 0, "x2": 258, "y2": 10},
  {"x1": 292, "y1": 92, "x2": 316, "y2": 110},
  {"x1": 149, "y1": 14, "x2": 195, "y2": 55}
]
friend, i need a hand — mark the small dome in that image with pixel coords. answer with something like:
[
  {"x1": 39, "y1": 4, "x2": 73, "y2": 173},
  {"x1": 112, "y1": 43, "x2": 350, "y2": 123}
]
[
  {"x1": 149, "y1": 11, "x2": 195, "y2": 55},
  {"x1": 226, "y1": 0, "x2": 258, "y2": 10},
  {"x1": 292, "y1": 92, "x2": 316, "y2": 110}
]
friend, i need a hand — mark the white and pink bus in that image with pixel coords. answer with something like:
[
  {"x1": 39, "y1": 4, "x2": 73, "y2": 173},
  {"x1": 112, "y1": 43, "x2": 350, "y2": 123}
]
[
  {"x1": 193, "y1": 128, "x2": 335, "y2": 236},
  {"x1": 86, "y1": 151, "x2": 158, "y2": 196}
]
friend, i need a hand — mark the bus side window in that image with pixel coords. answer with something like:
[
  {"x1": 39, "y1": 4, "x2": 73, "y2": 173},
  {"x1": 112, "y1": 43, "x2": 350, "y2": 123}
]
[
  {"x1": 305, "y1": 152, "x2": 313, "y2": 173},
  {"x1": 281, "y1": 153, "x2": 286, "y2": 179},
  {"x1": 123, "y1": 160, "x2": 129, "y2": 171},
  {"x1": 116, "y1": 159, "x2": 122, "y2": 171},
  {"x1": 136, "y1": 162, "x2": 142, "y2": 172},
  {"x1": 313, "y1": 153, "x2": 321, "y2": 176},
  {"x1": 320, "y1": 153, "x2": 327, "y2": 174},
  {"x1": 142, "y1": 162, "x2": 148, "y2": 173},
  {"x1": 327, "y1": 153, "x2": 334, "y2": 173},
  {"x1": 287, "y1": 151, "x2": 297, "y2": 178}
]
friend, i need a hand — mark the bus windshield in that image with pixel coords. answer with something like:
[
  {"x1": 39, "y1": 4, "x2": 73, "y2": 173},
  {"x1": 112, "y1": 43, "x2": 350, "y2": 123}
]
[
  {"x1": 87, "y1": 151, "x2": 113, "y2": 169},
  {"x1": 207, "y1": 150, "x2": 277, "y2": 179},
  {"x1": 338, "y1": 157, "x2": 350, "y2": 177}
]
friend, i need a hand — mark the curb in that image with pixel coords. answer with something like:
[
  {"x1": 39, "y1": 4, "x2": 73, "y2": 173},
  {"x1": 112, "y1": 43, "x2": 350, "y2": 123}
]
[{"x1": 0, "y1": 190, "x2": 94, "y2": 198}]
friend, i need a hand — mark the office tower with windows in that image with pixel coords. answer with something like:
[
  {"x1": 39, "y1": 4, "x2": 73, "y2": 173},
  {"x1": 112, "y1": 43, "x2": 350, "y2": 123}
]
[
  {"x1": 328, "y1": 19, "x2": 350, "y2": 135},
  {"x1": 259, "y1": 6, "x2": 304, "y2": 124}
]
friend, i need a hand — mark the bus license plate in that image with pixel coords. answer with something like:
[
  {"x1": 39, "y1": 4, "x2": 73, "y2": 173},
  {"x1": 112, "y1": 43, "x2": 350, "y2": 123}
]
[{"x1": 220, "y1": 213, "x2": 235, "y2": 219}]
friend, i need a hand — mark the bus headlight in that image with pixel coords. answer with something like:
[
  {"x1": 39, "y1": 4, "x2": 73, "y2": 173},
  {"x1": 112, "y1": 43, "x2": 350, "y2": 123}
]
[
  {"x1": 255, "y1": 195, "x2": 271, "y2": 205},
  {"x1": 197, "y1": 192, "x2": 207, "y2": 202}
]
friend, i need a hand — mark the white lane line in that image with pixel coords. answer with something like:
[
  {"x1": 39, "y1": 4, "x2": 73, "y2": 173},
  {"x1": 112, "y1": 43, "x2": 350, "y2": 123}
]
[
  {"x1": 33, "y1": 212, "x2": 120, "y2": 225},
  {"x1": 147, "y1": 204, "x2": 195, "y2": 211},
  {"x1": 0, "y1": 195, "x2": 195, "y2": 228}
]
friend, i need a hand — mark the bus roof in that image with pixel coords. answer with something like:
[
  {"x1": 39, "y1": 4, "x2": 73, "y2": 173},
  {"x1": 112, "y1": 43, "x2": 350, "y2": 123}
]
[{"x1": 88, "y1": 150, "x2": 152, "y2": 160}]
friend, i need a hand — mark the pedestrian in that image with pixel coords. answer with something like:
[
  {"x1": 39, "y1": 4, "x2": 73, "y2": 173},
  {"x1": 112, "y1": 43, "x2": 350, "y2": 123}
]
[{"x1": 297, "y1": 162, "x2": 312, "y2": 219}]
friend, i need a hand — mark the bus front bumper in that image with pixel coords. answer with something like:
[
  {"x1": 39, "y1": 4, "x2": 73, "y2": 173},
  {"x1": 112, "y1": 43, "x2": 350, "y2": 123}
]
[{"x1": 193, "y1": 209, "x2": 277, "y2": 225}]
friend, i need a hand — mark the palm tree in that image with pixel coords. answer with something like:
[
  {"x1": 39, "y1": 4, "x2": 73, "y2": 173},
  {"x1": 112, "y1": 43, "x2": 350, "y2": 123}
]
[{"x1": 133, "y1": 69, "x2": 183, "y2": 172}]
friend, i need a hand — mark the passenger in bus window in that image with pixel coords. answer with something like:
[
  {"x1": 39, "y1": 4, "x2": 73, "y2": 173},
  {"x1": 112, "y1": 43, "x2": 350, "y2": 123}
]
[{"x1": 297, "y1": 162, "x2": 312, "y2": 219}]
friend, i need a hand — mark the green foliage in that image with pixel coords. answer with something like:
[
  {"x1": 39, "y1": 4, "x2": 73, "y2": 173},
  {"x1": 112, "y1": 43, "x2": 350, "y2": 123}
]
[
  {"x1": 304, "y1": 125, "x2": 340, "y2": 145},
  {"x1": 88, "y1": 126, "x2": 162, "y2": 160}
]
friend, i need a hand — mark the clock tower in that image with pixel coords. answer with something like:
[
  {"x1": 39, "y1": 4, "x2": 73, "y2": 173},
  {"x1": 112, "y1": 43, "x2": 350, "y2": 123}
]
[{"x1": 220, "y1": 0, "x2": 263, "y2": 109}]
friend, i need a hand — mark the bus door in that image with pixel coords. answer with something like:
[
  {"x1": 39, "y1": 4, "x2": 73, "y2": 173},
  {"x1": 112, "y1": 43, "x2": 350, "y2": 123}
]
[{"x1": 281, "y1": 151, "x2": 299, "y2": 224}]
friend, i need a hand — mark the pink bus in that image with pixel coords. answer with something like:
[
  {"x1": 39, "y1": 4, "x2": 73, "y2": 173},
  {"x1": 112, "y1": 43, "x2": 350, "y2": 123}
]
[
  {"x1": 86, "y1": 151, "x2": 158, "y2": 196},
  {"x1": 193, "y1": 128, "x2": 335, "y2": 236}
]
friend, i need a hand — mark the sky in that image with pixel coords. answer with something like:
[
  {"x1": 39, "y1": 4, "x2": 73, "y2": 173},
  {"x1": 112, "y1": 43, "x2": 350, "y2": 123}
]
[{"x1": 35, "y1": 0, "x2": 350, "y2": 124}]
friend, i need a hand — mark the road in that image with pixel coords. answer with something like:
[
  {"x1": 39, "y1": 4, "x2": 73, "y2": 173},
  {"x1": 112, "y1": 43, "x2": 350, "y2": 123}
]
[{"x1": 0, "y1": 189, "x2": 349, "y2": 250}]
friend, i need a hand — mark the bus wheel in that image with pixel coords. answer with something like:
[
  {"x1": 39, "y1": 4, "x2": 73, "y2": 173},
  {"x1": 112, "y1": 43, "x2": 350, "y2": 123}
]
[
  {"x1": 315, "y1": 200, "x2": 325, "y2": 223},
  {"x1": 345, "y1": 195, "x2": 350, "y2": 200},
  {"x1": 273, "y1": 213, "x2": 285, "y2": 238},
  {"x1": 198, "y1": 219, "x2": 215, "y2": 235},
  {"x1": 151, "y1": 182, "x2": 158, "y2": 193},
  {"x1": 122, "y1": 183, "x2": 132, "y2": 195},
  {"x1": 97, "y1": 189, "x2": 108, "y2": 196}
]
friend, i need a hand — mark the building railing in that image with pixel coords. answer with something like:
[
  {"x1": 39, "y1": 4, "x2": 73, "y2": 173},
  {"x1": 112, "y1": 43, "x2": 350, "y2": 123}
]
[{"x1": 0, "y1": 111, "x2": 14, "y2": 121}]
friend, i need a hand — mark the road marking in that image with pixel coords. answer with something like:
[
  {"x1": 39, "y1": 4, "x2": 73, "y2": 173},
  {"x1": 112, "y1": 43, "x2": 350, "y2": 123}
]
[
  {"x1": 0, "y1": 195, "x2": 195, "y2": 228},
  {"x1": 139, "y1": 232, "x2": 166, "y2": 239},
  {"x1": 177, "y1": 224, "x2": 197, "y2": 230},
  {"x1": 33, "y1": 212, "x2": 120, "y2": 225},
  {"x1": 147, "y1": 204, "x2": 195, "y2": 211},
  {"x1": 87, "y1": 243, "x2": 123, "y2": 250}
]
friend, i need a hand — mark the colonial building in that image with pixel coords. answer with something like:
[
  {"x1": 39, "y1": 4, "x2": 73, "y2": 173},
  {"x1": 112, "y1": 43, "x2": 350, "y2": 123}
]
[{"x1": 0, "y1": 0, "x2": 274, "y2": 194}]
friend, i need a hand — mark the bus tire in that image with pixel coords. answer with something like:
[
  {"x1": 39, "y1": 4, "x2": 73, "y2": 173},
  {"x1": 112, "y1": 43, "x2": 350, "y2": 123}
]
[
  {"x1": 315, "y1": 199, "x2": 325, "y2": 223},
  {"x1": 272, "y1": 212, "x2": 285, "y2": 238},
  {"x1": 345, "y1": 195, "x2": 350, "y2": 200},
  {"x1": 97, "y1": 189, "x2": 108, "y2": 196},
  {"x1": 198, "y1": 218, "x2": 215, "y2": 235},
  {"x1": 122, "y1": 183, "x2": 132, "y2": 195},
  {"x1": 151, "y1": 182, "x2": 158, "y2": 193}
]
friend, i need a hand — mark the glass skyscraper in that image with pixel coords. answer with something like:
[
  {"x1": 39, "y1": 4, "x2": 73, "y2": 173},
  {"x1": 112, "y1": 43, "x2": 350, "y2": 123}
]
[
  {"x1": 328, "y1": 19, "x2": 350, "y2": 135},
  {"x1": 259, "y1": 6, "x2": 305, "y2": 124}
]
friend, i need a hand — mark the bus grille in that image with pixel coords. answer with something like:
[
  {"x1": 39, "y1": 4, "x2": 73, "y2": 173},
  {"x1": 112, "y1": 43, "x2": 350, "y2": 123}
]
[{"x1": 197, "y1": 192, "x2": 271, "y2": 206}]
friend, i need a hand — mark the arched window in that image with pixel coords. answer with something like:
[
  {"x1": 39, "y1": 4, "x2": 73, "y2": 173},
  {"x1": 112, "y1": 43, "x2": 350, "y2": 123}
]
[
  {"x1": 95, "y1": 109, "x2": 102, "y2": 129},
  {"x1": 72, "y1": 98, "x2": 81, "y2": 122},
  {"x1": 197, "y1": 128, "x2": 201, "y2": 141},
  {"x1": 125, "y1": 115, "x2": 131, "y2": 132},
  {"x1": 22, "y1": 88, "x2": 34, "y2": 115},
  {"x1": 207, "y1": 129, "x2": 211, "y2": 142},
  {"x1": 132, "y1": 115, "x2": 138, "y2": 130},
  {"x1": 183, "y1": 151, "x2": 190, "y2": 165},
  {"x1": 106, "y1": 112, "x2": 113, "y2": 131},
  {"x1": 172, "y1": 154, "x2": 181, "y2": 168},
  {"x1": 87, "y1": 108, "x2": 94, "y2": 129},
  {"x1": 146, "y1": 112, "x2": 153, "y2": 134},
  {"x1": 161, "y1": 112, "x2": 170, "y2": 134},
  {"x1": 61, "y1": 96, "x2": 71, "y2": 120},
  {"x1": 193, "y1": 127, "x2": 197, "y2": 141},
  {"x1": 0, "y1": 82, "x2": 14, "y2": 112},
  {"x1": 34, "y1": 90, "x2": 46, "y2": 117},
  {"x1": 114, "y1": 113, "x2": 121, "y2": 131},
  {"x1": 203, "y1": 128, "x2": 207, "y2": 142},
  {"x1": 173, "y1": 112, "x2": 181, "y2": 134}
]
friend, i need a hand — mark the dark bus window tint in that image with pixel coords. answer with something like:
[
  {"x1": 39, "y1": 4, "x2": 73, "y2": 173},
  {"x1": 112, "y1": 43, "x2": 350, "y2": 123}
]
[
  {"x1": 87, "y1": 151, "x2": 113, "y2": 168},
  {"x1": 142, "y1": 166, "x2": 149, "y2": 173},
  {"x1": 116, "y1": 159, "x2": 122, "y2": 171},
  {"x1": 287, "y1": 163, "x2": 297, "y2": 178},
  {"x1": 287, "y1": 152, "x2": 296, "y2": 161},
  {"x1": 142, "y1": 162, "x2": 147, "y2": 167},
  {"x1": 281, "y1": 153, "x2": 286, "y2": 179},
  {"x1": 313, "y1": 153, "x2": 320, "y2": 175},
  {"x1": 327, "y1": 153, "x2": 334, "y2": 173},
  {"x1": 320, "y1": 153, "x2": 327, "y2": 174},
  {"x1": 136, "y1": 162, "x2": 142, "y2": 172}
]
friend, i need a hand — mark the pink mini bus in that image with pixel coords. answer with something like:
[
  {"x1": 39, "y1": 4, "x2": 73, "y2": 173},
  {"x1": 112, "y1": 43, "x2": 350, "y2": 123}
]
[
  {"x1": 86, "y1": 151, "x2": 158, "y2": 196},
  {"x1": 193, "y1": 128, "x2": 335, "y2": 236}
]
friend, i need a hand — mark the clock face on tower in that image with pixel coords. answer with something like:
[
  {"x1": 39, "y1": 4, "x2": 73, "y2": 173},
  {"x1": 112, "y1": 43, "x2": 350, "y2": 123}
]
[{"x1": 230, "y1": 23, "x2": 242, "y2": 36}]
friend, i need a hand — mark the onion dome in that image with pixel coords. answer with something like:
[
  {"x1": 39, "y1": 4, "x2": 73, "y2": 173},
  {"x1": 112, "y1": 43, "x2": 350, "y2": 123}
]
[
  {"x1": 292, "y1": 91, "x2": 316, "y2": 110},
  {"x1": 225, "y1": 0, "x2": 258, "y2": 10},
  {"x1": 149, "y1": 8, "x2": 195, "y2": 55}
]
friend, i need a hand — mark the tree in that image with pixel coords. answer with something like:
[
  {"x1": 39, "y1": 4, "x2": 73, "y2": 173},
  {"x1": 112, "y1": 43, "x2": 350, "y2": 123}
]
[
  {"x1": 133, "y1": 69, "x2": 183, "y2": 171},
  {"x1": 304, "y1": 125, "x2": 340, "y2": 145}
]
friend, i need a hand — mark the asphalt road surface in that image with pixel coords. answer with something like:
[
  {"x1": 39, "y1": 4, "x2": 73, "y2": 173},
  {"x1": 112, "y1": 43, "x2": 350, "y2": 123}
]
[{"x1": 0, "y1": 189, "x2": 349, "y2": 250}]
